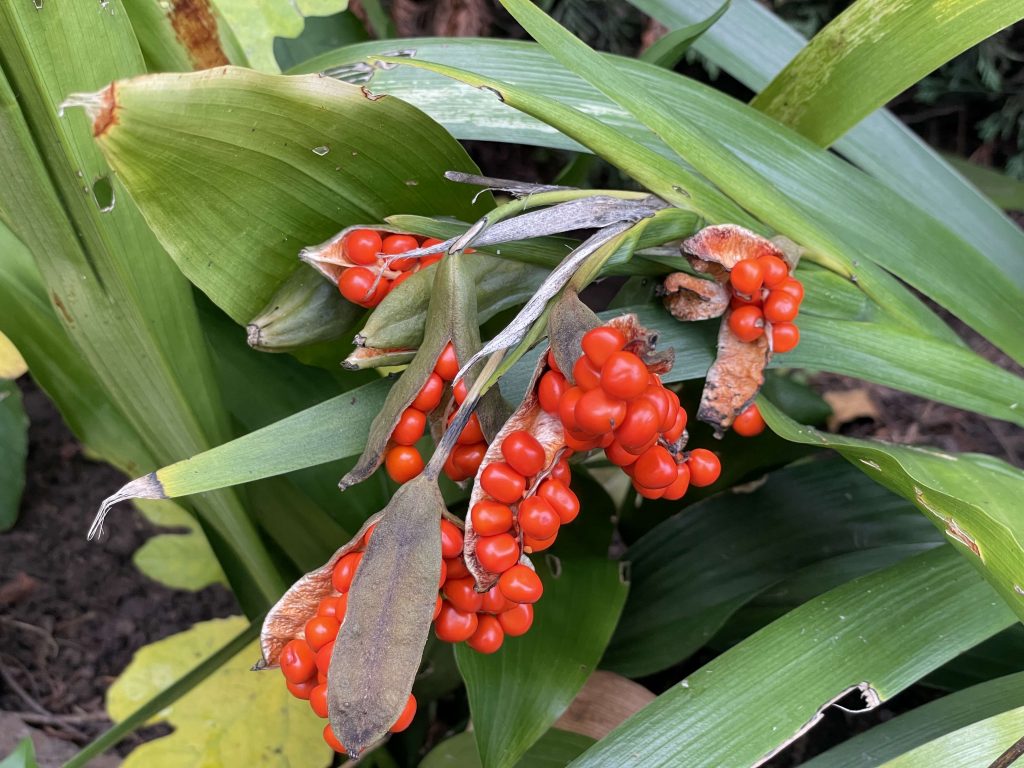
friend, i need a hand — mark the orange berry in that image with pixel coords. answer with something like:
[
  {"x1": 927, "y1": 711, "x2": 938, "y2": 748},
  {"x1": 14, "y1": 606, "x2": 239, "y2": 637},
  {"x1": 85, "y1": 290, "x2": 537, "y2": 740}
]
[
  {"x1": 446, "y1": 557, "x2": 470, "y2": 579},
  {"x1": 439, "y1": 518, "x2": 464, "y2": 559},
  {"x1": 381, "y1": 234, "x2": 419, "y2": 271},
  {"x1": 315, "y1": 640, "x2": 335, "y2": 677},
  {"x1": 687, "y1": 448, "x2": 722, "y2": 487},
  {"x1": 759, "y1": 255, "x2": 789, "y2": 287},
  {"x1": 518, "y1": 495, "x2": 560, "y2": 540},
  {"x1": 600, "y1": 351, "x2": 649, "y2": 401},
  {"x1": 323, "y1": 724, "x2": 346, "y2": 753},
  {"x1": 391, "y1": 694, "x2": 417, "y2": 733},
  {"x1": 728, "y1": 305, "x2": 765, "y2": 343},
  {"x1": 733, "y1": 404, "x2": 766, "y2": 437},
  {"x1": 467, "y1": 614, "x2": 505, "y2": 654},
  {"x1": 573, "y1": 355, "x2": 602, "y2": 391},
  {"x1": 338, "y1": 267, "x2": 388, "y2": 307},
  {"x1": 471, "y1": 500, "x2": 514, "y2": 536},
  {"x1": 392, "y1": 407, "x2": 426, "y2": 446},
  {"x1": 771, "y1": 322, "x2": 800, "y2": 353},
  {"x1": 538, "y1": 370, "x2": 568, "y2": 413},
  {"x1": 550, "y1": 458, "x2": 571, "y2": 485},
  {"x1": 332, "y1": 552, "x2": 362, "y2": 593},
  {"x1": 286, "y1": 677, "x2": 317, "y2": 700},
  {"x1": 663, "y1": 409, "x2": 687, "y2": 443},
  {"x1": 501, "y1": 430, "x2": 547, "y2": 477},
  {"x1": 453, "y1": 443, "x2": 487, "y2": 477},
  {"x1": 412, "y1": 373, "x2": 444, "y2": 412},
  {"x1": 444, "y1": 576, "x2": 484, "y2": 613},
  {"x1": 662, "y1": 462, "x2": 691, "y2": 501},
  {"x1": 557, "y1": 386, "x2": 585, "y2": 432},
  {"x1": 730, "y1": 258, "x2": 764, "y2": 295},
  {"x1": 633, "y1": 446, "x2": 677, "y2": 489},
  {"x1": 498, "y1": 603, "x2": 534, "y2": 637},
  {"x1": 605, "y1": 439, "x2": 640, "y2": 467},
  {"x1": 304, "y1": 616, "x2": 340, "y2": 652},
  {"x1": 777, "y1": 277, "x2": 804, "y2": 303},
  {"x1": 456, "y1": 413, "x2": 485, "y2": 445},
  {"x1": 537, "y1": 479, "x2": 579, "y2": 524},
  {"x1": 498, "y1": 564, "x2": 544, "y2": 603},
  {"x1": 581, "y1": 326, "x2": 626, "y2": 367},
  {"x1": 480, "y1": 462, "x2": 526, "y2": 504},
  {"x1": 385, "y1": 445, "x2": 423, "y2": 483},
  {"x1": 434, "y1": 343, "x2": 459, "y2": 380},
  {"x1": 615, "y1": 398, "x2": 661, "y2": 450},
  {"x1": 763, "y1": 290, "x2": 800, "y2": 324},
  {"x1": 310, "y1": 683, "x2": 328, "y2": 718},
  {"x1": 482, "y1": 585, "x2": 512, "y2": 614},
  {"x1": 434, "y1": 601, "x2": 478, "y2": 642},
  {"x1": 523, "y1": 532, "x2": 557, "y2": 553},
  {"x1": 343, "y1": 229, "x2": 382, "y2": 266},
  {"x1": 475, "y1": 533, "x2": 520, "y2": 573},
  {"x1": 575, "y1": 388, "x2": 627, "y2": 435}
]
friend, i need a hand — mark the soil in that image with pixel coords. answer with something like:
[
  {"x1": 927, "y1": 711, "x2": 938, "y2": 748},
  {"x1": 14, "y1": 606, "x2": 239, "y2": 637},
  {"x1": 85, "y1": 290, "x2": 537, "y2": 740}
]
[{"x1": 0, "y1": 381, "x2": 238, "y2": 765}]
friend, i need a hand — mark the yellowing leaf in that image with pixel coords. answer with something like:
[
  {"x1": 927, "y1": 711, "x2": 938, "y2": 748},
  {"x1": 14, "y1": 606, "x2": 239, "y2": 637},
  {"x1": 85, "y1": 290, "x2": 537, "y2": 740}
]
[
  {"x1": 107, "y1": 617, "x2": 331, "y2": 768},
  {"x1": 212, "y1": 0, "x2": 349, "y2": 72},
  {"x1": 132, "y1": 500, "x2": 227, "y2": 592},
  {"x1": 0, "y1": 332, "x2": 27, "y2": 380}
]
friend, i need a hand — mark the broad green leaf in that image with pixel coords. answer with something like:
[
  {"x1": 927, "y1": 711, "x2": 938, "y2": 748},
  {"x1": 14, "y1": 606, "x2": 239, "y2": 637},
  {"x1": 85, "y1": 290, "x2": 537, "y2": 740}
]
[
  {"x1": 122, "y1": 0, "x2": 248, "y2": 72},
  {"x1": 604, "y1": 458, "x2": 942, "y2": 677},
  {"x1": 0, "y1": 0, "x2": 284, "y2": 610},
  {"x1": 943, "y1": 155, "x2": 1024, "y2": 211},
  {"x1": 0, "y1": 380, "x2": 27, "y2": 532},
  {"x1": 878, "y1": 706, "x2": 1024, "y2": 767},
  {"x1": 107, "y1": 616, "x2": 331, "y2": 767},
  {"x1": 0, "y1": 332, "x2": 26, "y2": 379},
  {"x1": 752, "y1": 0, "x2": 1023, "y2": 147},
  {"x1": 85, "y1": 65, "x2": 487, "y2": 325},
  {"x1": 638, "y1": 0, "x2": 729, "y2": 69},
  {"x1": 927, "y1": 626, "x2": 1024, "y2": 691},
  {"x1": 212, "y1": 0, "x2": 347, "y2": 72},
  {"x1": 497, "y1": 0, "x2": 1024, "y2": 363},
  {"x1": 0, "y1": 739, "x2": 36, "y2": 768},
  {"x1": 571, "y1": 546, "x2": 1015, "y2": 767},
  {"x1": 759, "y1": 399, "x2": 1024, "y2": 622},
  {"x1": 0, "y1": 221, "x2": 152, "y2": 476},
  {"x1": 457, "y1": 556, "x2": 628, "y2": 768},
  {"x1": 132, "y1": 499, "x2": 227, "y2": 591},
  {"x1": 626, "y1": 0, "x2": 1024, "y2": 291},
  {"x1": 272, "y1": 11, "x2": 370, "y2": 73},
  {"x1": 421, "y1": 730, "x2": 594, "y2": 768},
  {"x1": 805, "y1": 672, "x2": 1024, "y2": 768}
]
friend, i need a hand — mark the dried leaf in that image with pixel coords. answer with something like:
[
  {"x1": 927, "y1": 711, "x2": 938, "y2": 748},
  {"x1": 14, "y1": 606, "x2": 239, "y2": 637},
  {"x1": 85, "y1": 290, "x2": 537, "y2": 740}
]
[
  {"x1": 823, "y1": 388, "x2": 879, "y2": 431},
  {"x1": 258, "y1": 514, "x2": 381, "y2": 668},
  {"x1": 342, "y1": 347, "x2": 416, "y2": 371},
  {"x1": 328, "y1": 476, "x2": 445, "y2": 755},
  {"x1": 698, "y1": 311, "x2": 771, "y2": 437},
  {"x1": 554, "y1": 671, "x2": 655, "y2": 740},
  {"x1": 660, "y1": 272, "x2": 729, "y2": 322}
]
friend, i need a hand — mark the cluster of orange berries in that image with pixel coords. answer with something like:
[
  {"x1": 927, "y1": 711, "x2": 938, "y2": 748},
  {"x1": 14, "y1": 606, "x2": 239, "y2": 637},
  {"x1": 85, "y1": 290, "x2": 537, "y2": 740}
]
[
  {"x1": 277, "y1": 525, "x2": 416, "y2": 754},
  {"x1": 727, "y1": 254, "x2": 804, "y2": 353},
  {"x1": 432, "y1": 519, "x2": 536, "y2": 654},
  {"x1": 539, "y1": 326, "x2": 721, "y2": 500},
  {"x1": 384, "y1": 342, "x2": 489, "y2": 485},
  {"x1": 335, "y1": 229, "x2": 445, "y2": 308}
]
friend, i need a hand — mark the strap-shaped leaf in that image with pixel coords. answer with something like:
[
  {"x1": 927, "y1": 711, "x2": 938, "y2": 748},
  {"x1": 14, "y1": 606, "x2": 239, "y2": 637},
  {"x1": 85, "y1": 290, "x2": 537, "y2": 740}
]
[
  {"x1": 122, "y1": 0, "x2": 248, "y2": 72},
  {"x1": 76, "y1": 65, "x2": 487, "y2": 324},
  {"x1": 0, "y1": 379, "x2": 27, "y2": 532},
  {"x1": 624, "y1": 0, "x2": 1024, "y2": 291},
  {"x1": 752, "y1": 0, "x2": 1023, "y2": 147},
  {"x1": 759, "y1": 399, "x2": 1024, "y2": 622},
  {"x1": 571, "y1": 546, "x2": 1015, "y2": 767}
]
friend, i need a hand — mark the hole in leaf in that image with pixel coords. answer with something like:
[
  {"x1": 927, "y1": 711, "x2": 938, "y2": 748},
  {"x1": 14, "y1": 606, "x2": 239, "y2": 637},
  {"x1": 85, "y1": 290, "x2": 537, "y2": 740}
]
[{"x1": 92, "y1": 176, "x2": 115, "y2": 213}]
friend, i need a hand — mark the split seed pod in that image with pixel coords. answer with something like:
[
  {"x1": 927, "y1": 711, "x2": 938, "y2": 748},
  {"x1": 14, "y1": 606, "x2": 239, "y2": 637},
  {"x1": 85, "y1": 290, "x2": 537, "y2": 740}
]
[{"x1": 659, "y1": 272, "x2": 730, "y2": 322}]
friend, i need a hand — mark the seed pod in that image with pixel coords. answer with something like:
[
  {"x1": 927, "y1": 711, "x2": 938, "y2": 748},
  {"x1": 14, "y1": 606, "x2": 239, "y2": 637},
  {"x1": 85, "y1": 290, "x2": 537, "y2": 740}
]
[
  {"x1": 342, "y1": 347, "x2": 416, "y2": 371},
  {"x1": 328, "y1": 475, "x2": 445, "y2": 756},
  {"x1": 547, "y1": 290, "x2": 601, "y2": 383},
  {"x1": 246, "y1": 268, "x2": 363, "y2": 352},
  {"x1": 698, "y1": 309, "x2": 771, "y2": 437},
  {"x1": 257, "y1": 513, "x2": 382, "y2": 669},
  {"x1": 659, "y1": 272, "x2": 730, "y2": 322}
]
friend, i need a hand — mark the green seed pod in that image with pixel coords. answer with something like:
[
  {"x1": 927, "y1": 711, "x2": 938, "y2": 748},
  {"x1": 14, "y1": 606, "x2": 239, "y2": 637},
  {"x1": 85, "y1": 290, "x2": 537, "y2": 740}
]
[{"x1": 246, "y1": 268, "x2": 362, "y2": 352}]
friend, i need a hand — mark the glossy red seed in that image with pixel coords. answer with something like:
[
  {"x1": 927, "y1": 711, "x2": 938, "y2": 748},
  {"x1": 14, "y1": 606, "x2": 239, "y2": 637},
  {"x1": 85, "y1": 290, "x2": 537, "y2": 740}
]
[
  {"x1": 777, "y1": 277, "x2": 804, "y2": 303},
  {"x1": 523, "y1": 532, "x2": 557, "y2": 553},
  {"x1": 412, "y1": 373, "x2": 444, "y2": 411},
  {"x1": 323, "y1": 724, "x2": 346, "y2": 753},
  {"x1": 434, "y1": 343, "x2": 459, "y2": 381},
  {"x1": 518, "y1": 495, "x2": 560, "y2": 540},
  {"x1": 471, "y1": 500, "x2": 514, "y2": 536},
  {"x1": 640, "y1": 386, "x2": 672, "y2": 431},
  {"x1": 581, "y1": 326, "x2": 626, "y2": 367},
  {"x1": 498, "y1": 564, "x2": 544, "y2": 603},
  {"x1": 446, "y1": 557, "x2": 470, "y2": 579},
  {"x1": 480, "y1": 463, "x2": 526, "y2": 504},
  {"x1": 501, "y1": 430, "x2": 547, "y2": 476},
  {"x1": 574, "y1": 388, "x2": 627, "y2": 435},
  {"x1": 573, "y1": 355, "x2": 602, "y2": 391},
  {"x1": 498, "y1": 603, "x2": 534, "y2": 636},
  {"x1": 391, "y1": 407, "x2": 426, "y2": 446},
  {"x1": 385, "y1": 445, "x2": 424, "y2": 483},
  {"x1": 600, "y1": 351, "x2": 649, "y2": 401},
  {"x1": 605, "y1": 440, "x2": 640, "y2": 467},
  {"x1": 467, "y1": 614, "x2": 505, "y2": 654},
  {"x1": 475, "y1": 533, "x2": 520, "y2": 573},
  {"x1": 338, "y1": 267, "x2": 388, "y2": 308},
  {"x1": 662, "y1": 462, "x2": 691, "y2": 501},
  {"x1": 563, "y1": 430, "x2": 601, "y2": 452},
  {"x1": 453, "y1": 378, "x2": 468, "y2": 405},
  {"x1": 550, "y1": 458, "x2": 571, "y2": 485},
  {"x1": 546, "y1": 348, "x2": 561, "y2": 372},
  {"x1": 663, "y1": 409, "x2": 687, "y2": 443},
  {"x1": 316, "y1": 595, "x2": 343, "y2": 620},
  {"x1": 310, "y1": 684, "x2": 328, "y2": 718},
  {"x1": 456, "y1": 413, "x2": 485, "y2": 445},
  {"x1": 444, "y1": 576, "x2": 484, "y2": 613},
  {"x1": 763, "y1": 290, "x2": 800, "y2": 324},
  {"x1": 315, "y1": 640, "x2": 335, "y2": 677},
  {"x1": 304, "y1": 616, "x2": 340, "y2": 652},
  {"x1": 633, "y1": 446, "x2": 678, "y2": 489},
  {"x1": 332, "y1": 552, "x2": 362, "y2": 593},
  {"x1": 286, "y1": 677, "x2": 317, "y2": 700},
  {"x1": 434, "y1": 601, "x2": 479, "y2": 642},
  {"x1": 391, "y1": 694, "x2": 417, "y2": 732},
  {"x1": 482, "y1": 585, "x2": 512, "y2": 614},
  {"x1": 730, "y1": 258, "x2": 764, "y2": 295},
  {"x1": 440, "y1": 518, "x2": 464, "y2": 559},
  {"x1": 771, "y1": 322, "x2": 800, "y2": 353},
  {"x1": 728, "y1": 305, "x2": 765, "y2": 343},
  {"x1": 381, "y1": 234, "x2": 419, "y2": 271},
  {"x1": 557, "y1": 386, "x2": 585, "y2": 432},
  {"x1": 733, "y1": 403, "x2": 766, "y2": 436},
  {"x1": 279, "y1": 639, "x2": 316, "y2": 684},
  {"x1": 537, "y1": 479, "x2": 580, "y2": 524},
  {"x1": 615, "y1": 397, "x2": 661, "y2": 450},
  {"x1": 538, "y1": 370, "x2": 568, "y2": 413},
  {"x1": 343, "y1": 229, "x2": 382, "y2": 266},
  {"x1": 453, "y1": 443, "x2": 487, "y2": 476},
  {"x1": 634, "y1": 481, "x2": 666, "y2": 500},
  {"x1": 688, "y1": 448, "x2": 722, "y2": 487},
  {"x1": 759, "y1": 255, "x2": 789, "y2": 287}
]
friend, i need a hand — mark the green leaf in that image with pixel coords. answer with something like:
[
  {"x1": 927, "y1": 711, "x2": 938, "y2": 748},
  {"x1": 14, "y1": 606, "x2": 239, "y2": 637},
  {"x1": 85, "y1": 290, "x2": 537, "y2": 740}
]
[
  {"x1": 927, "y1": 626, "x2": 1024, "y2": 691},
  {"x1": 132, "y1": 499, "x2": 227, "y2": 591},
  {"x1": 638, "y1": 0, "x2": 729, "y2": 69},
  {"x1": 0, "y1": 379, "x2": 27, "y2": 532},
  {"x1": 942, "y1": 155, "x2": 1024, "y2": 211},
  {"x1": 496, "y1": 0, "x2": 1024, "y2": 363},
  {"x1": 571, "y1": 546, "x2": 1015, "y2": 767},
  {"x1": 877, "y1": 707, "x2": 1024, "y2": 767},
  {"x1": 122, "y1": 0, "x2": 248, "y2": 72},
  {"x1": 0, "y1": 0, "x2": 285, "y2": 609},
  {"x1": 759, "y1": 399, "x2": 1024, "y2": 622},
  {"x1": 457, "y1": 556, "x2": 628, "y2": 768},
  {"x1": 0, "y1": 739, "x2": 36, "y2": 768},
  {"x1": 421, "y1": 730, "x2": 594, "y2": 768},
  {"x1": 106, "y1": 616, "x2": 331, "y2": 767},
  {"x1": 85, "y1": 65, "x2": 487, "y2": 325},
  {"x1": 211, "y1": 0, "x2": 347, "y2": 72},
  {"x1": 626, "y1": 0, "x2": 1024, "y2": 291},
  {"x1": 804, "y1": 671, "x2": 1024, "y2": 768},
  {"x1": 604, "y1": 457, "x2": 942, "y2": 677},
  {"x1": 752, "y1": 0, "x2": 1023, "y2": 147}
]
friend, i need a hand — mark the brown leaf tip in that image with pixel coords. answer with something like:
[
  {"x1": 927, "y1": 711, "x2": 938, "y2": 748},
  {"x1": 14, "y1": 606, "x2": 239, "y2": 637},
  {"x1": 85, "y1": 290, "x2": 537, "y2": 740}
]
[{"x1": 59, "y1": 83, "x2": 118, "y2": 138}]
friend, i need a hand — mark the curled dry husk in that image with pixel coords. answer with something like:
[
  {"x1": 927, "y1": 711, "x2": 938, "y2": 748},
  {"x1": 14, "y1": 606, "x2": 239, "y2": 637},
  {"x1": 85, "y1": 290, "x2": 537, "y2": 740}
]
[
  {"x1": 463, "y1": 310, "x2": 671, "y2": 590},
  {"x1": 659, "y1": 272, "x2": 730, "y2": 322},
  {"x1": 680, "y1": 224, "x2": 798, "y2": 435},
  {"x1": 247, "y1": 268, "x2": 363, "y2": 352},
  {"x1": 257, "y1": 512, "x2": 382, "y2": 668},
  {"x1": 343, "y1": 346, "x2": 416, "y2": 370}
]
